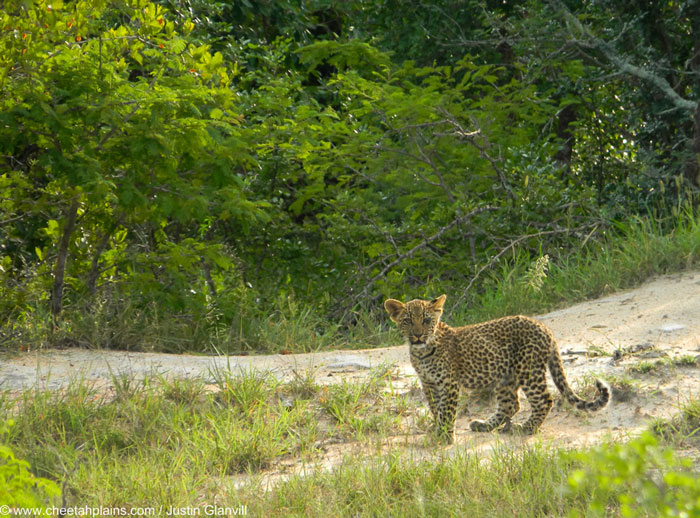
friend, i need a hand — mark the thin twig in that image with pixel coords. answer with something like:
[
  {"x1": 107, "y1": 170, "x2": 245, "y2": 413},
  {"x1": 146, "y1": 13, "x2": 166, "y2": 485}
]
[
  {"x1": 550, "y1": 0, "x2": 697, "y2": 113},
  {"x1": 339, "y1": 206, "x2": 498, "y2": 315},
  {"x1": 93, "y1": 64, "x2": 164, "y2": 152},
  {"x1": 449, "y1": 225, "x2": 599, "y2": 315},
  {"x1": 0, "y1": 214, "x2": 25, "y2": 225},
  {"x1": 437, "y1": 110, "x2": 515, "y2": 199}
]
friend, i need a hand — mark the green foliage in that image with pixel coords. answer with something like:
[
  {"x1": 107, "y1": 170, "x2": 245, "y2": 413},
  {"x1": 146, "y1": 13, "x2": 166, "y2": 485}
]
[
  {"x1": 651, "y1": 398, "x2": 700, "y2": 448},
  {"x1": 0, "y1": 420, "x2": 60, "y2": 509},
  {"x1": 3, "y1": 0, "x2": 700, "y2": 353},
  {"x1": 0, "y1": 0, "x2": 268, "y2": 350},
  {"x1": 567, "y1": 432, "x2": 700, "y2": 518}
]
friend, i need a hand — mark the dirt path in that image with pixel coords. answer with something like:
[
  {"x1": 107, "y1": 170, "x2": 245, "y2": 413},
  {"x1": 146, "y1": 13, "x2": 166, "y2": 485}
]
[
  {"x1": 2, "y1": 270, "x2": 700, "y2": 485},
  {"x1": 3, "y1": 271, "x2": 699, "y2": 390}
]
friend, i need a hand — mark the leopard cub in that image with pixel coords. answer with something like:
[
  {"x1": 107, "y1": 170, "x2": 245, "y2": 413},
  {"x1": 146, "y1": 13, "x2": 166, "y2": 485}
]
[{"x1": 385, "y1": 294, "x2": 610, "y2": 444}]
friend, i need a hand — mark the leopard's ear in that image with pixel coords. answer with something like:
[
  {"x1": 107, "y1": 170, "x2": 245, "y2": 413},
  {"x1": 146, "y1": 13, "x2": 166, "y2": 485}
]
[
  {"x1": 384, "y1": 299, "x2": 405, "y2": 322},
  {"x1": 430, "y1": 294, "x2": 447, "y2": 312}
]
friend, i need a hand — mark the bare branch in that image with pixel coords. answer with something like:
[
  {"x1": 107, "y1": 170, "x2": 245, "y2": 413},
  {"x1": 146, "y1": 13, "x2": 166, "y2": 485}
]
[
  {"x1": 449, "y1": 224, "x2": 599, "y2": 315},
  {"x1": 0, "y1": 214, "x2": 25, "y2": 226},
  {"x1": 338, "y1": 206, "x2": 498, "y2": 316},
  {"x1": 550, "y1": 0, "x2": 697, "y2": 114},
  {"x1": 437, "y1": 112, "x2": 515, "y2": 199},
  {"x1": 413, "y1": 134, "x2": 456, "y2": 203}
]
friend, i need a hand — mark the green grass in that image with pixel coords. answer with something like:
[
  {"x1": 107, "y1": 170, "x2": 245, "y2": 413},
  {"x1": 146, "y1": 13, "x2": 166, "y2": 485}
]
[
  {"x1": 6, "y1": 211, "x2": 700, "y2": 355},
  {"x1": 0, "y1": 368, "x2": 420, "y2": 506},
  {"x1": 673, "y1": 355, "x2": 699, "y2": 367},
  {"x1": 627, "y1": 359, "x2": 665, "y2": 375},
  {"x1": 625, "y1": 355, "x2": 699, "y2": 377},
  {"x1": 317, "y1": 366, "x2": 403, "y2": 440},
  {"x1": 4, "y1": 374, "x2": 700, "y2": 515},
  {"x1": 452, "y1": 212, "x2": 700, "y2": 326},
  {"x1": 246, "y1": 432, "x2": 700, "y2": 517},
  {"x1": 247, "y1": 445, "x2": 586, "y2": 517},
  {"x1": 651, "y1": 398, "x2": 700, "y2": 448}
]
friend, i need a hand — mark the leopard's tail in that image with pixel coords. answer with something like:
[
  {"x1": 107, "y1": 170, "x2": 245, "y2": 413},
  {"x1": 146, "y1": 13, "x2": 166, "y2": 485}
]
[{"x1": 548, "y1": 349, "x2": 610, "y2": 411}]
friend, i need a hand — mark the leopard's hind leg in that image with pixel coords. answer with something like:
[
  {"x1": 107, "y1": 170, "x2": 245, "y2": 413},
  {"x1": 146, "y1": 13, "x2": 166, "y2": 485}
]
[
  {"x1": 470, "y1": 385, "x2": 520, "y2": 432},
  {"x1": 506, "y1": 370, "x2": 553, "y2": 435}
]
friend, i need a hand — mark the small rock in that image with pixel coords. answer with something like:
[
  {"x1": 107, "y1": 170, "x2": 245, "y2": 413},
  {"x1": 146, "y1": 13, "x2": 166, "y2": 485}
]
[
  {"x1": 562, "y1": 349, "x2": 589, "y2": 356},
  {"x1": 641, "y1": 350, "x2": 668, "y2": 359},
  {"x1": 326, "y1": 355, "x2": 371, "y2": 371},
  {"x1": 658, "y1": 323, "x2": 686, "y2": 333},
  {"x1": 612, "y1": 342, "x2": 655, "y2": 362},
  {"x1": 277, "y1": 395, "x2": 294, "y2": 411}
]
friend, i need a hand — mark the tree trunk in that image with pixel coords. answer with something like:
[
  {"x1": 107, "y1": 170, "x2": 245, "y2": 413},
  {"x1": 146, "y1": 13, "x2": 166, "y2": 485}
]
[
  {"x1": 51, "y1": 198, "x2": 79, "y2": 322},
  {"x1": 554, "y1": 103, "x2": 577, "y2": 179},
  {"x1": 686, "y1": 7, "x2": 700, "y2": 186},
  {"x1": 687, "y1": 102, "x2": 700, "y2": 187},
  {"x1": 87, "y1": 220, "x2": 119, "y2": 297},
  {"x1": 202, "y1": 261, "x2": 218, "y2": 298}
]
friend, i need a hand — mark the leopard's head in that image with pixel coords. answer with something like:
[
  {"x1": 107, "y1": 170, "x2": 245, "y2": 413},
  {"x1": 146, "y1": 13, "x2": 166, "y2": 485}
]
[{"x1": 384, "y1": 294, "x2": 446, "y2": 345}]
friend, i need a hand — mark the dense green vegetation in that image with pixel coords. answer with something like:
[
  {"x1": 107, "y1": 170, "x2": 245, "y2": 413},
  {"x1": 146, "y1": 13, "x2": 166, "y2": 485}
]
[
  {"x1": 3, "y1": 0, "x2": 700, "y2": 353},
  {"x1": 0, "y1": 421, "x2": 60, "y2": 510}
]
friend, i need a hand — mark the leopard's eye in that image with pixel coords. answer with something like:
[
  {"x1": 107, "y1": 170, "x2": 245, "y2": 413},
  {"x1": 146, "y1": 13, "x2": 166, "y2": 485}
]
[
  {"x1": 423, "y1": 317, "x2": 432, "y2": 325},
  {"x1": 402, "y1": 318, "x2": 412, "y2": 326}
]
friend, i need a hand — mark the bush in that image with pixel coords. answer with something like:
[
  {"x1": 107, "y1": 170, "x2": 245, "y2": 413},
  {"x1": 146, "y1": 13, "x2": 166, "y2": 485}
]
[
  {"x1": 567, "y1": 432, "x2": 700, "y2": 518},
  {"x1": 0, "y1": 420, "x2": 60, "y2": 509}
]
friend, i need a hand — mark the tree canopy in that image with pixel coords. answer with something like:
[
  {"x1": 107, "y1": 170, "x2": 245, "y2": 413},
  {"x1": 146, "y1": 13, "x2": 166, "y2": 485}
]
[{"x1": 2, "y1": 0, "x2": 699, "y2": 352}]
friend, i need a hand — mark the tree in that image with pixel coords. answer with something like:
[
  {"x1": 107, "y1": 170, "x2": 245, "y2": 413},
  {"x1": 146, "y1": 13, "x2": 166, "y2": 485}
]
[
  {"x1": 3, "y1": 0, "x2": 699, "y2": 352},
  {"x1": 548, "y1": 0, "x2": 700, "y2": 187},
  {"x1": 0, "y1": 0, "x2": 266, "y2": 330}
]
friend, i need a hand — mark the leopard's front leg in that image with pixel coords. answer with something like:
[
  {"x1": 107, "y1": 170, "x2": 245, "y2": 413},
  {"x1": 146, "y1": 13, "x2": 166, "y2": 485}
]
[
  {"x1": 430, "y1": 381, "x2": 459, "y2": 444},
  {"x1": 421, "y1": 381, "x2": 439, "y2": 421}
]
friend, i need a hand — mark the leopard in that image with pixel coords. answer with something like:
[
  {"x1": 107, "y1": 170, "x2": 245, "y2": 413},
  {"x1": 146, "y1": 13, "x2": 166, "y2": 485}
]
[{"x1": 384, "y1": 294, "x2": 610, "y2": 444}]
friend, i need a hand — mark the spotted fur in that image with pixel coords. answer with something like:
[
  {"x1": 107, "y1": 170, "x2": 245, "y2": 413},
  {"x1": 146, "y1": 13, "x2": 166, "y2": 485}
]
[{"x1": 384, "y1": 294, "x2": 610, "y2": 444}]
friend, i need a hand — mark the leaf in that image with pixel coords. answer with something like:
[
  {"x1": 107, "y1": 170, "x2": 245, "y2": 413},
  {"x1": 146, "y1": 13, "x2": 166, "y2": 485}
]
[
  {"x1": 114, "y1": 228, "x2": 127, "y2": 243},
  {"x1": 130, "y1": 49, "x2": 143, "y2": 65},
  {"x1": 39, "y1": 102, "x2": 58, "y2": 119},
  {"x1": 45, "y1": 219, "x2": 59, "y2": 240},
  {"x1": 168, "y1": 38, "x2": 186, "y2": 54}
]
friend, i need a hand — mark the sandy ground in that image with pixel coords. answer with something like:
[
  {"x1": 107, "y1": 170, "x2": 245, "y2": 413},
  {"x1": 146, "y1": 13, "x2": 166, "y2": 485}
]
[{"x1": 2, "y1": 270, "x2": 700, "y2": 485}]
